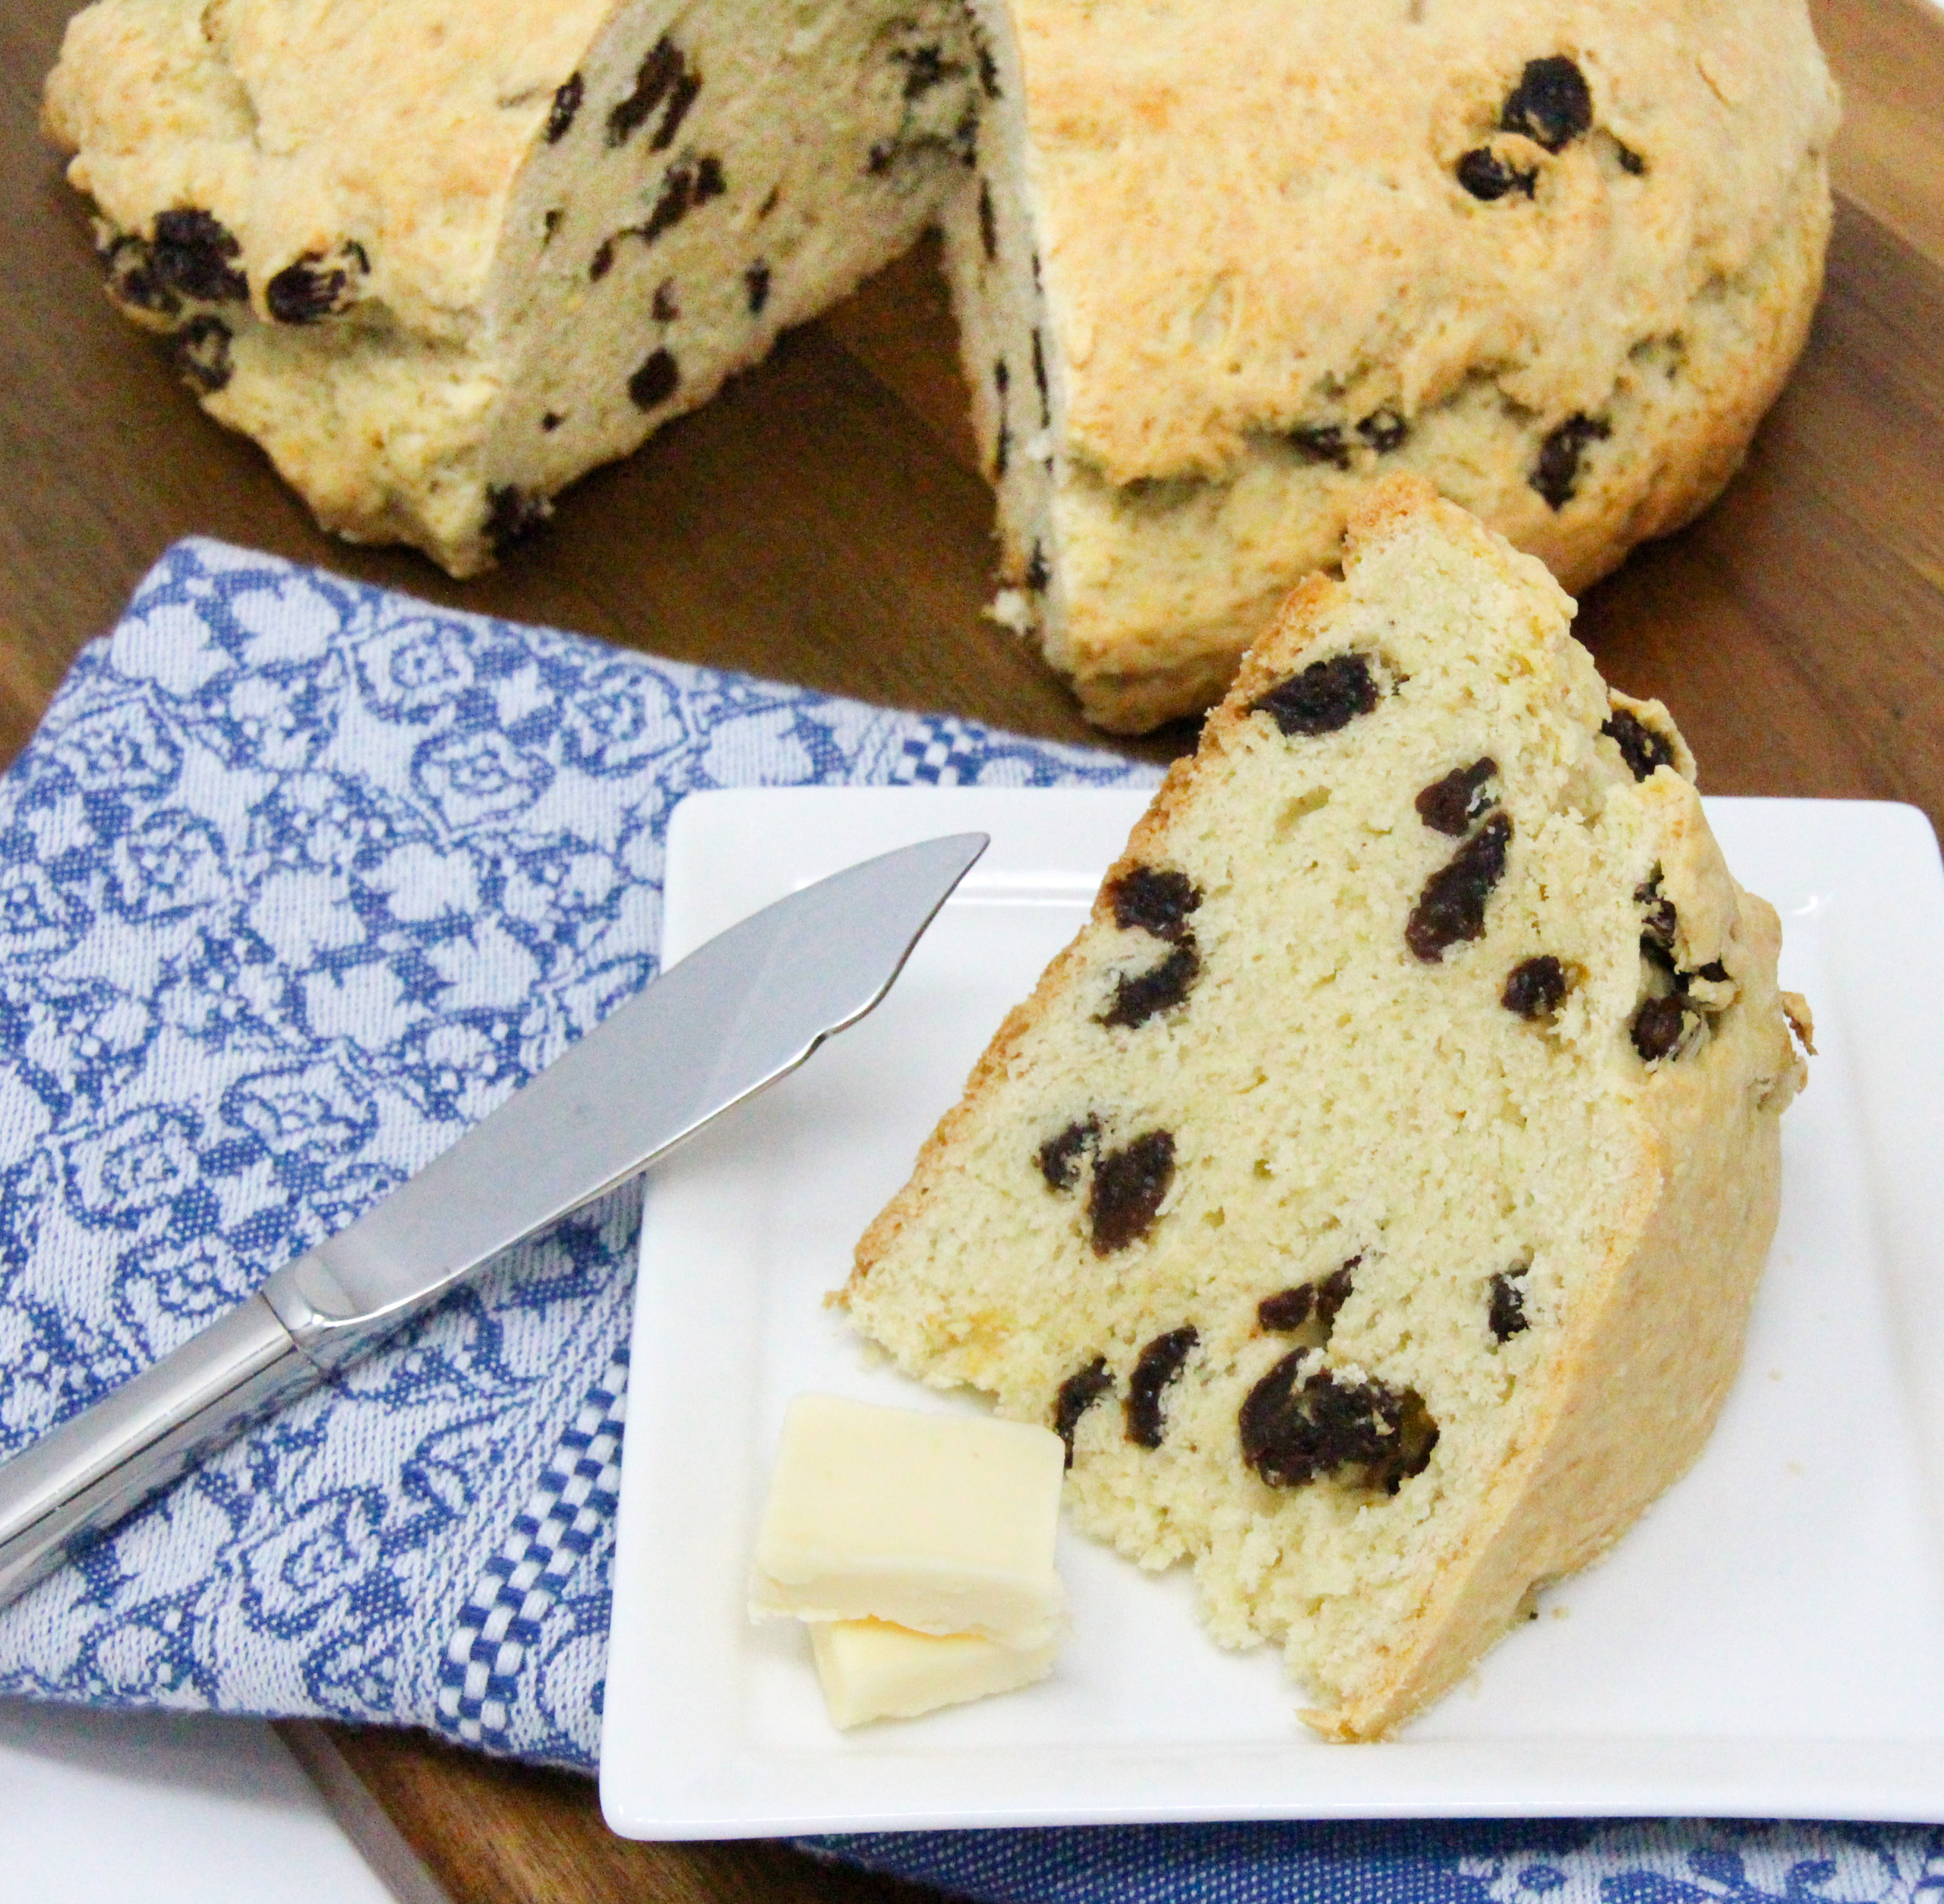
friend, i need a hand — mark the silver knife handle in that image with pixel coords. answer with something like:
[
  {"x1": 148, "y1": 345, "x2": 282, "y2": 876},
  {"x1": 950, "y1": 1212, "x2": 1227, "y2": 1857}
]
[{"x1": 0, "y1": 1294, "x2": 315, "y2": 1606}]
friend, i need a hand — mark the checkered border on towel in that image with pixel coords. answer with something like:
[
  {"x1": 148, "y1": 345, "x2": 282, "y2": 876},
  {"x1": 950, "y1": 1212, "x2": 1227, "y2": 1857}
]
[
  {"x1": 893, "y1": 716, "x2": 986, "y2": 786},
  {"x1": 435, "y1": 1347, "x2": 630, "y2": 1749}
]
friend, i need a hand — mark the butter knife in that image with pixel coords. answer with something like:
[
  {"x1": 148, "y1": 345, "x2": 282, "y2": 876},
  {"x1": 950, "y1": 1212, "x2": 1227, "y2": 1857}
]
[{"x1": 0, "y1": 830, "x2": 987, "y2": 1610}]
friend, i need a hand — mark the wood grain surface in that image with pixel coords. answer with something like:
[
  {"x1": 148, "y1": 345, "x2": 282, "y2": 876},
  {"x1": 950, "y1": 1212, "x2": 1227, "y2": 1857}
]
[{"x1": 3, "y1": 2, "x2": 1942, "y2": 1899}]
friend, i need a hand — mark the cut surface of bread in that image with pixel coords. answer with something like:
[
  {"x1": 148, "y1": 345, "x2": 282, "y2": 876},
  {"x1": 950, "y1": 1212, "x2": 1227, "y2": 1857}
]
[
  {"x1": 842, "y1": 476, "x2": 1808, "y2": 1739},
  {"x1": 43, "y1": 0, "x2": 977, "y2": 575}
]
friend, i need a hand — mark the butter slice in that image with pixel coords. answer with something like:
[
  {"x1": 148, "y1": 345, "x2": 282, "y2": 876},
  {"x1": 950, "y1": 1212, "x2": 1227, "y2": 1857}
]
[
  {"x1": 811, "y1": 1618, "x2": 1056, "y2": 1729},
  {"x1": 750, "y1": 1394, "x2": 1065, "y2": 1646}
]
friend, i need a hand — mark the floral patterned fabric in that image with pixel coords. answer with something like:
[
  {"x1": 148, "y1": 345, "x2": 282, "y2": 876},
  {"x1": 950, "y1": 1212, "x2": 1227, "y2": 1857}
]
[
  {"x1": 0, "y1": 540, "x2": 1930, "y2": 1899},
  {"x1": 816, "y1": 1819, "x2": 1944, "y2": 1904},
  {"x1": 0, "y1": 538, "x2": 1147, "y2": 1765}
]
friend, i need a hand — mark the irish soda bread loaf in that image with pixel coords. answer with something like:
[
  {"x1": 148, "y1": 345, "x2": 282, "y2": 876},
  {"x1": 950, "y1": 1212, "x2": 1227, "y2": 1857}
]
[
  {"x1": 842, "y1": 477, "x2": 1810, "y2": 1740},
  {"x1": 46, "y1": 2, "x2": 1835, "y2": 725}
]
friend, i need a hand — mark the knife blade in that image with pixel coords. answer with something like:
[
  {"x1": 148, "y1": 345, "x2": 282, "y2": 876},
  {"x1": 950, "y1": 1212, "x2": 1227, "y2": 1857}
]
[{"x1": 0, "y1": 829, "x2": 987, "y2": 1610}]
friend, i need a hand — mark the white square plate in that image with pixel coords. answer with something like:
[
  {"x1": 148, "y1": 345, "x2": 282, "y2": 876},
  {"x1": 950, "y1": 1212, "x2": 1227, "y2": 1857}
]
[{"x1": 600, "y1": 788, "x2": 1944, "y2": 1839}]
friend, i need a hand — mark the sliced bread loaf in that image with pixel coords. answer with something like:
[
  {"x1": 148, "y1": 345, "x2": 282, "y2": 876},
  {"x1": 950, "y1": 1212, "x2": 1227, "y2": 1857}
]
[
  {"x1": 45, "y1": 1, "x2": 1836, "y2": 732},
  {"x1": 842, "y1": 475, "x2": 1810, "y2": 1738}
]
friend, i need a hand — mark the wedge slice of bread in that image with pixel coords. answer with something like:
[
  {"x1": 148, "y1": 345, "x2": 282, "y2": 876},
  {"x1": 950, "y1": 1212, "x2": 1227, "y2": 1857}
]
[{"x1": 842, "y1": 475, "x2": 1808, "y2": 1738}]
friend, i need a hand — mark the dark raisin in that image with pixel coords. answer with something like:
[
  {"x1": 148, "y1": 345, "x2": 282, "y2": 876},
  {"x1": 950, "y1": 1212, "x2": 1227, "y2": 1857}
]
[
  {"x1": 652, "y1": 279, "x2": 679, "y2": 322},
  {"x1": 1257, "y1": 1285, "x2": 1314, "y2": 1331},
  {"x1": 1108, "y1": 866, "x2": 1201, "y2": 943},
  {"x1": 1100, "y1": 943, "x2": 1200, "y2": 1029},
  {"x1": 628, "y1": 347, "x2": 679, "y2": 410},
  {"x1": 1126, "y1": 1326, "x2": 1198, "y2": 1448},
  {"x1": 643, "y1": 156, "x2": 724, "y2": 245},
  {"x1": 589, "y1": 238, "x2": 617, "y2": 282},
  {"x1": 1259, "y1": 1260, "x2": 1359, "y2": 1341},
  {"x1": 1532, "y1": 413, "x2": 1611, "y2": 510},
  {"x1": 267, "y1": 248, "x2": 361, "y2": 324},
  {"x1": 1313, "y1": 1262, "x2": 1356, "y2": 1331},
  {"x1": 1053, "y1": 1357, "x2": 1112, "y2": 1466},
  {"x1": 1037, "y1": 1115, "x2": 1100, "y2": 1192},
  {"x1": 1617, "y1": 142, "x2": 1647, "y2": 175},
  {"x1": 151, "y1": 209, "x2": 248, "y2": 302},
  {"x1": 1695, "y1": 960, "x2": 1729, "y2": 984},
  {"x1": 102, "y1": 236, "x2": 178, "y2": 317},
  {"x1": 658, "y1": 72, "x2": 702, "y2": 150},
  {"x1": 1635, "y1": 878, "x2": 1677, "y2": 958},
  {"x1": 1087, "y1": 1131, "x2": 1175, "y2": 1255},
  {"x1": 644, "y1": 182, "x2": 686, "y2": 248},
  {"x1": 898, "y1": 44, "x2": 957, "y2": 97},
  {"x1": 1239, "y1": 1359, "x2": 1436, "y2": 1492},
  {"x1": 1374, "y1": 1392, "x2": 1440, "y2": 1493},
  {"x1": 1251, "y1": 652, "x2": 1381, "y2": 737},
  {"x1": 1631, "y1": 994, "x2": 1692, "y2": 1062},
  {"x1": 994, "y1": 358, "x2": 1009, "y2": 396},
  {"x1": 1501, "y1": 56, "x2": 1593, "y2": 152},
  {"x1": 1640, "y1": 934, "x2": 1677, "y2": 982},
  {"x1": 866, "y1": 141, "x2": 895, "y2": 177},
  {"x1": 484, "y1": 485, "x2": 549, "y2": 554},
  {"x1": 746, "y1": 261, "x2": 771, "y2": 315},
  {"x1": 995, "y1": 422, "x2": 1010, "y2": 479},
  {"x1": 1602, "y1": 706, "x2": 1675, "y2": 781},
  {"x1": 1290, "y1": 424, "x2": 1351, "y2": 470},
  {"x1": 546, "y1": 73, "x2": 584, "y2": 142},
  {"x1": 1415, "y1": 757, "x2": 1499, "y2": 836},
  {"x1": 975, "y1": 32, "x2": 1000, "y2": 99},
  {"x1": 541, "y1": 411, "x2": 563, "y2": 431},
  {"x1": 978, "y1": 178, "x2": 998, "y2": 260},
  {"x1": 1025, "y1": 542, "x2": 1050, "y2": 592},
  {"x1": 608, "y1": 37, "x2": 686, "y2": 147},
  {"x1": 1358, "y1": 409, "x2": 1409, "y2": 453},
  {"x1": 1456, "y1": 147, "x2": 1538, "y2": 201},
  {"x1": 542, "y1": 208, "x2": 563, "y2": 243},
  {"x1": 1502, "y1": 955, "x2": 1570, "y2": 1021},
  {"x1": 171, "y1": 314, "x2": 233, "y2": 393},
  {"x1": 1031, "y1": 330, "x2": 1050, "y2": 425},
  {"x1": 1488, "y1": 1268, "x2": 1530, "y2": 1341},
  {"x1": 1406, "y1": 813, "x2": 1513, "y2": 961}
]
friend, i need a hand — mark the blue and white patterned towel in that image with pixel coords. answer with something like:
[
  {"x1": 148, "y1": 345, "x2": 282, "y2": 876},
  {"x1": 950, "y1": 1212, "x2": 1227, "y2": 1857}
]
[
  {"x1": 0, "y1": 536, "x2": 1150, "y2": 1765},
  {"x1": 0, "y1": 540, "x2": 1933, "y2": 1901}
]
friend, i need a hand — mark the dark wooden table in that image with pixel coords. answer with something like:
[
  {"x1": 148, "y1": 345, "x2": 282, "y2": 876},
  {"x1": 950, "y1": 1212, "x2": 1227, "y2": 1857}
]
[{"x1": 4, "y1": 0, "x2": 1942, "y2": 1897}]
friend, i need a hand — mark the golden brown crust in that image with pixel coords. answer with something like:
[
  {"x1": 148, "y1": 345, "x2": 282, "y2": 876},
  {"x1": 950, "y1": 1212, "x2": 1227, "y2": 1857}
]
[
  {"x1": 1307, "y1": 892, "x2": 1800, "y2": 1739},
  {"x1": 1022, "y1": 0, "x2": 1838, "y2": 485},
  {"x1": 961, "y1": 24, "x2": 1838, "y2": 735}
]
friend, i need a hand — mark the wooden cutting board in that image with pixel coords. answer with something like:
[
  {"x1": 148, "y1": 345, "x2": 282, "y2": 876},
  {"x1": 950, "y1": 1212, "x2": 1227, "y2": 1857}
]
[{"x1": 2, "y1": 1, "x2": 1942, "y2": 1898}]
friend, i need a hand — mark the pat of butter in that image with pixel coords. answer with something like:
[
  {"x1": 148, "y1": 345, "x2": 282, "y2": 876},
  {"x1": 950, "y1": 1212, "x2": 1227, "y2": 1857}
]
[
  {"x1": 811, "y1": 1618, "x2": 1056, "y2": 1729},
  {"x1": 750, "y1": 1394, "x2": 1065, "y2": 1646}
]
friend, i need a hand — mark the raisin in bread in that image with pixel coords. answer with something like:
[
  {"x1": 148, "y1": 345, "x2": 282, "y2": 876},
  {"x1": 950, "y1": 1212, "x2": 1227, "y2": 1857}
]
[
  {"x1": 950, "y1": 0, "x2": 1839, "y2": 728},
  {"x1": 42, "y1": 0, "x2": 978, "y2": 575},
  {"x1": 842, "y1": 475, "x2": 1810, "y2": 1740}
]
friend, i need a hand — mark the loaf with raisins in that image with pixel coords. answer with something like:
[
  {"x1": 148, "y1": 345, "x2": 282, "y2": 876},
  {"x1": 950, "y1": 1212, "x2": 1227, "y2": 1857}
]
[
  {"x1": 46, "y1": 2, "x2": 1835, "y2": 726},
  {"x1": 950, "y1": 0, "x2": 1838, "y2": 728},
  {"x1": 43, "y1": 0, "x2": 978, "y2": 575},
  {"x1": 843, "y1": 477, "x2": 1810, "y2": 1740}
]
